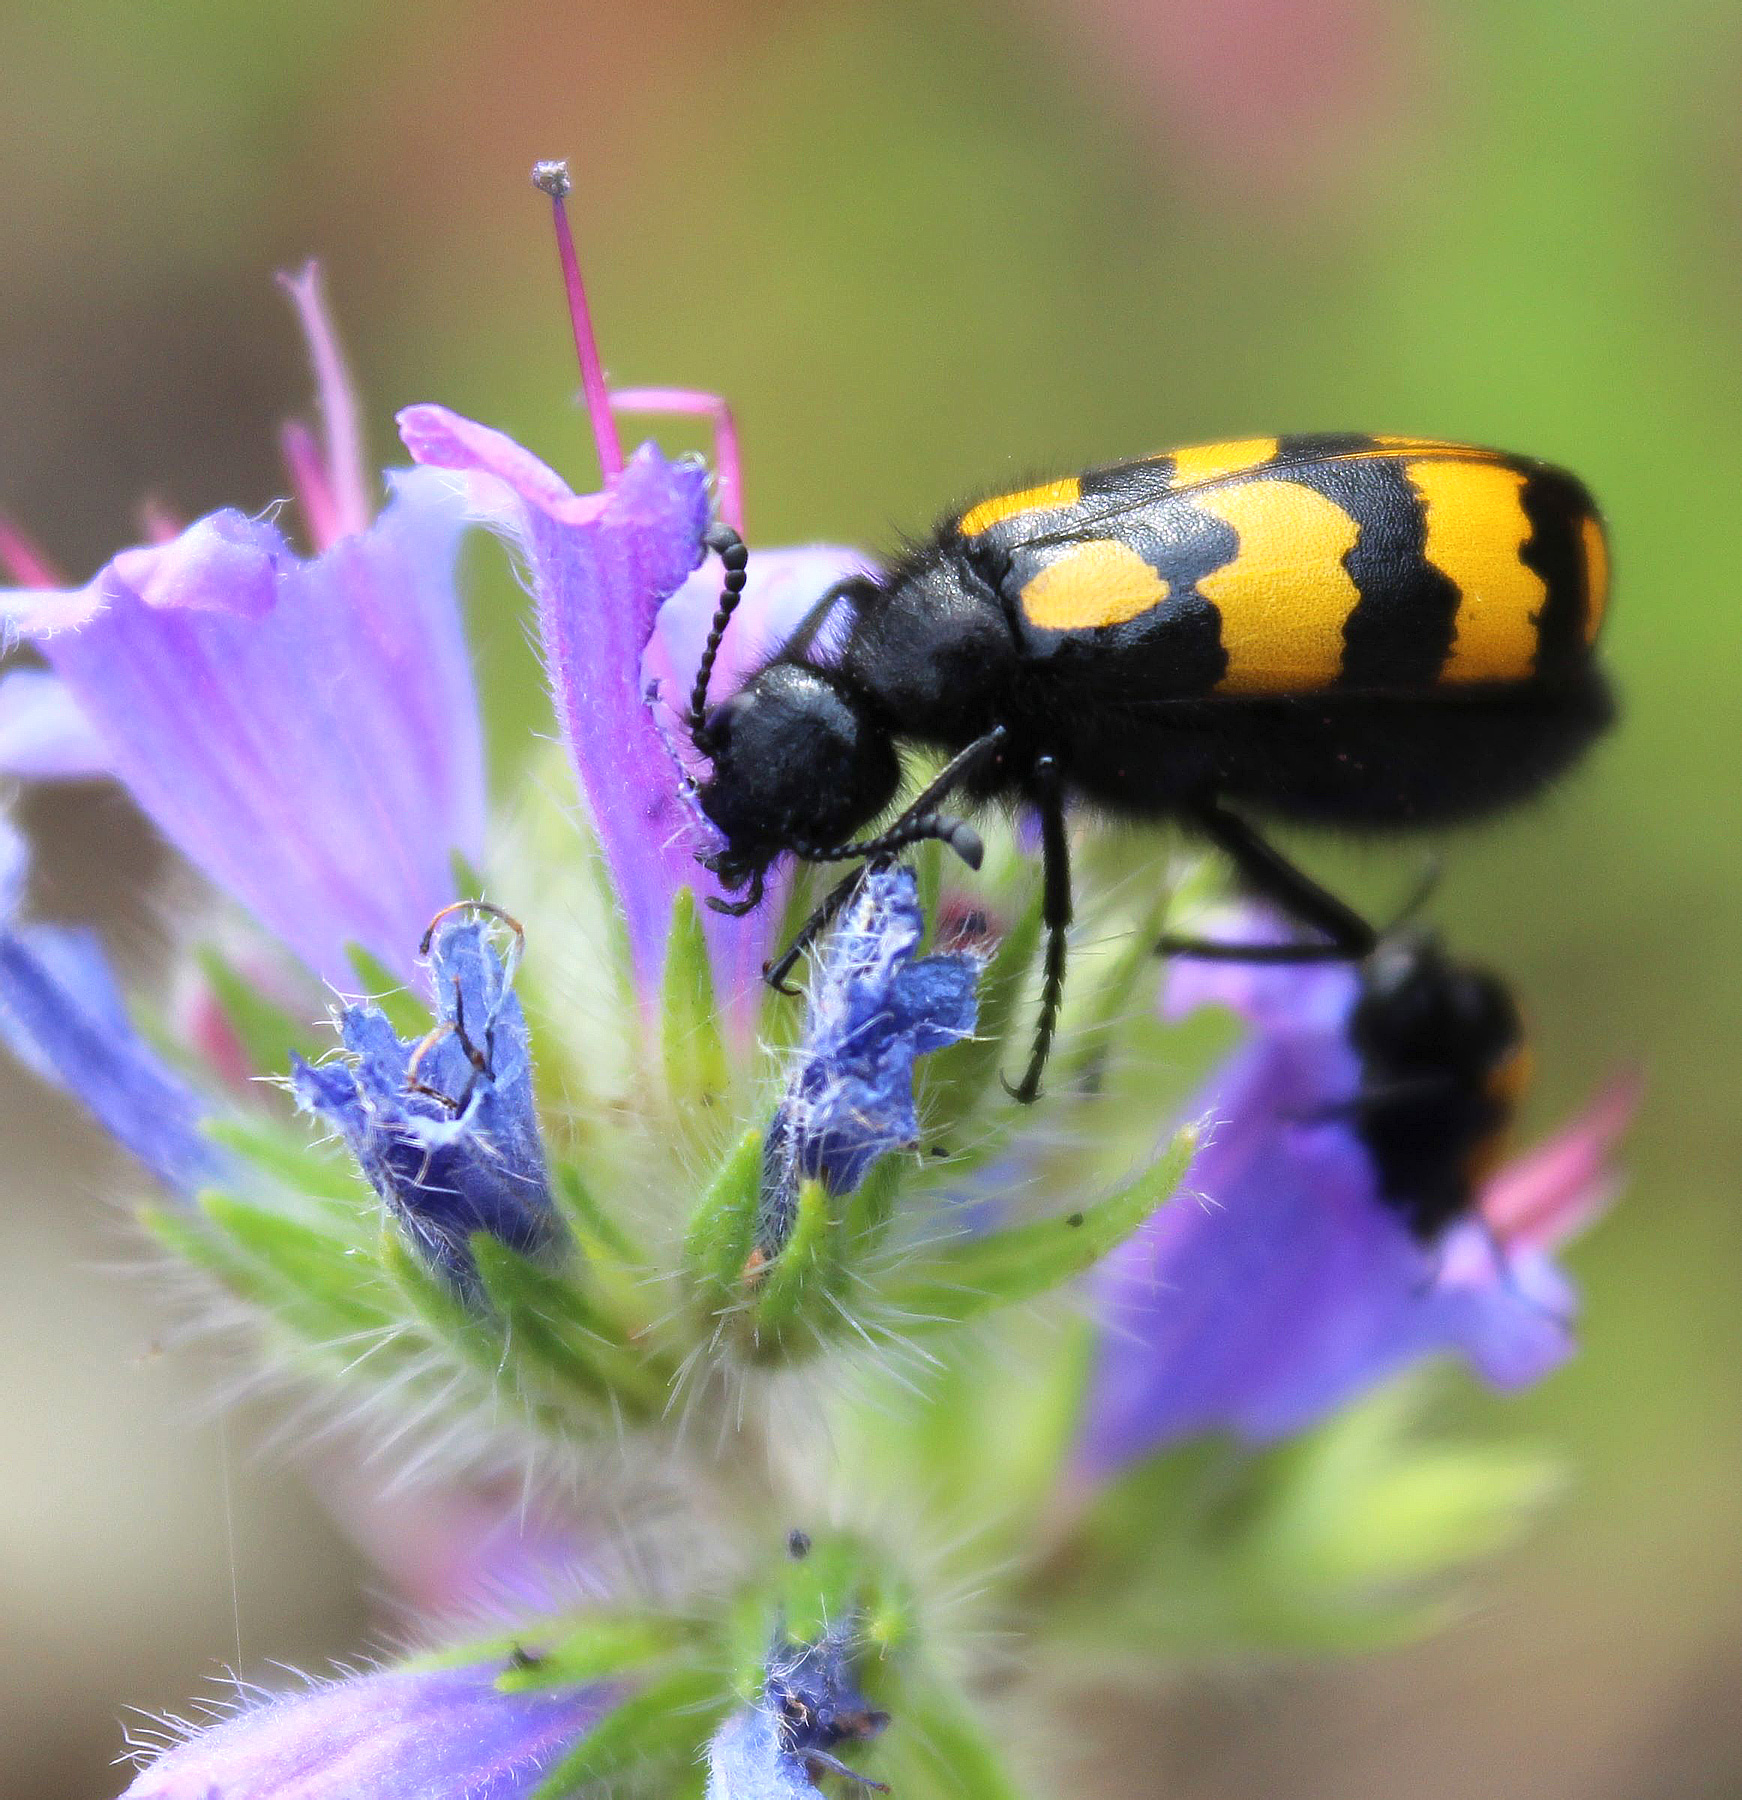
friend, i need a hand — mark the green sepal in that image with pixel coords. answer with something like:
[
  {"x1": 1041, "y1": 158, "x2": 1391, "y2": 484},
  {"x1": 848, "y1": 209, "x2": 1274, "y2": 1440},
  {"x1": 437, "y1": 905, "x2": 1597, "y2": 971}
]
[
  {"x1": 194, "y1": 947, "x2": 324, "y2": 1075},
  {"x1": 881, "y1": 1123, "x2": 1196, "y2": 1331},
  {"x1": 532, "y1": 1663, "x2": 729, "y2": 1800},
  {"x1": 913, "y1": 838, "x2": 944, "y2": 952},
  {"x1": 682, "y1": 1128, "x2": 765, "y2": 1317},
  {"x1": 495, "y1": 1612, "x2": 698, "y2": 1691},
  {"x1": 758, "y1": 862, "x2": 820, "y2": 1055},
  {"x1": 159, "y1": 1191, "x2": 401, "y2": 1355},
  {"x1": 449, "y1": 849, "x2": 488, "y2": 899},
  {"x1": 1042, "y1": 1380, "x2": 1563, "y2": 1660},
  {"x1": 551, "y1": 1159, "x2": 635, "y2": 1262},
  {"x1": 204, "y1": 1115, "x2": 366, "y2": 1210},
  {"x1": 373, "y1": 1235, "x2": 598, "y2": 1441},
  {"x1": 840, "y1": 1153, "x2": 904, "y2": 1256},
  {"x1": 344, "y1": 944, "x2": 433, "y2": 1039},
  {"x1": 723, "y1": 1529, "x2": 914, "y2": 1694},
  {"x1": 549, "y1": 1160, "x2": 652, "y2": 1341},
  {"x1": 472, "y1": 1237, "x2": 670, "y2": 1418},
  {"x1": 742, "y1": 1175, "x2": 833, "y2": 1353},
  {"x1": 880, "y1": 1676, "x2": 1030, "y2": 1800},
  {"x1": 661, "y1": 888, "x2": 730, "y2": 1114},
  {"x1": 1057, "y1": 884, "x2": 1171, "y2": 1094}
]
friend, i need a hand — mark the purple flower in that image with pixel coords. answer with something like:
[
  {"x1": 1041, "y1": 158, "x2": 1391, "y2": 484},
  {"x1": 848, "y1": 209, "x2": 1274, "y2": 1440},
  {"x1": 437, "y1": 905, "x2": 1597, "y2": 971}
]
[
  {"x1": 706, "y1": 1629, "x2": 887, "y2": 1800},
  {"x1": 1081, "y1": 949, "x2": 1633, "y2": 1475},
  {"x1": 292, "y1": 911, "x2": 560, "y2": 1286},
  {"x1": 398, "y1": 166, "x2": 865, "y2": 1021},
  {"x1": 0, "y1": 265, "x2": 484, "y2": 987},
  {"x1": 765, "y1": 864, "x2": 979, "y2": 1221},
  {"x1": 0, "y1": 819, "x2": 220, "y2": 1196},
  {"x1": 121, "y1": 1660, "x2": 612, "y2": 1800}
]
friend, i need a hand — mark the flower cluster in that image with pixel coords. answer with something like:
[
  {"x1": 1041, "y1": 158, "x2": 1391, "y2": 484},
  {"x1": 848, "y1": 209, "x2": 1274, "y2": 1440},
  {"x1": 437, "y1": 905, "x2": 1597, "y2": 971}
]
[{"x1": 0, "y1": 165, "x2": 1633, "y2": 1800}]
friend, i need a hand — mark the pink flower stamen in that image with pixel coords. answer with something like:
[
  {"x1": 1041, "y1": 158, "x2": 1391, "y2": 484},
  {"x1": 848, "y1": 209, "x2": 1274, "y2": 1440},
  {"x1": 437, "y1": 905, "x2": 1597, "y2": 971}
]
[
  {"x1": 278, "y1": 418, "x2": 344, "y2": 552},
  {"x1": 134, "y1": 495, "x2": 186, "y2": 547},
  {"x1": 1480, "y1": 1068, "x2": 1641, "y2": 1253},
  {"x1": 610, "y1": 386, "x2": 745, "y2": 537},
  {"x1": 276, "y1": 261, "x2": 371, "y2": 546},
  {"x1": 0, "y1": 509, "x2": 65, "y2": 586},
  {"x1": 532, "y1": 160, "x2": 625, "y2": 483}
]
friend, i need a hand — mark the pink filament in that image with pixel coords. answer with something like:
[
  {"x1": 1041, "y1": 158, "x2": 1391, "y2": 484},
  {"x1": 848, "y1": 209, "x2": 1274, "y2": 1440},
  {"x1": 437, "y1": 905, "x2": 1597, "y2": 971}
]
[
  {"x1": 0, "y1": 510, "x2": 65, "y2": 586},
  {"x1": 135, "y1": 495, "x2": 187, "y2": 546},
  {"x1": 546, "y1": 191, "x2": 624, "y2": 482},
  {"x1": 610, "y1": 386, "x2": 745, "y2": 537},
  {"x1": 1480, "y1": 1069, "x2": 1641, "y2": 1252},
  {"x1": 279, "y1": 419, "x2": 344, "y2": 552},
  {"x1": 277, "y1": 262, "x2": 372, "y2": 543}
]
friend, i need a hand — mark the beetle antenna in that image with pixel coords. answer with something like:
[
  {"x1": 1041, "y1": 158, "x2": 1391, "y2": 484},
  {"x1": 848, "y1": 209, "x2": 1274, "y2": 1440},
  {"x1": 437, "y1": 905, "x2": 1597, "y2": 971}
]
[{"x1": 688, "y1": 522, "x2": 750, "y2": 746}]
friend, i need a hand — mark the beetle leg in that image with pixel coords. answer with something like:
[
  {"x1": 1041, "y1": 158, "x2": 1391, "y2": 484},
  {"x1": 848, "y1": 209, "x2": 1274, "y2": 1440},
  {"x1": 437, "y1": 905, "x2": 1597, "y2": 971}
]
[
  {"x1": 1175, "y1": 797, "x2": 1378, "y2": 958},
  {"x1": 705, "y1": 862, "x2": 766, "y2": 916},
  {"x1": 1004, "y1": 755, "x2": 1070, "y2": 1105},
  {"x1": 1287, "y1": 1073, "x2": 1460, "y2": 1125},
  {"x1": 800, "y1": 1749, "x2": 890, "y2": 1794},
  {"x1": 1155, "y1": 935, "x2": 1356, "y2": 963},
  {"x1": 763, "y1": 866, "x2": 866, "y2": 994}
]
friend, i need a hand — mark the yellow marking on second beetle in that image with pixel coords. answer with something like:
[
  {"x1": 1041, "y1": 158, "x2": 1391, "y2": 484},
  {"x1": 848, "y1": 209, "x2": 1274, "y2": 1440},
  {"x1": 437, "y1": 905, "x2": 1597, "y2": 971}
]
[
  {"x1": 1466, "y1": 1042, "x2": 1533, "y2": 1187},
  {"x1": 958, "y1": 477, "x2": 1082, "y2": 537},
  {"x1": 1019, "y1": 540, "x2": 1170, "y2": 631},
  {"x1": 1167, "y1": 437, "x2": 1281, "y2": 488},
  {"x1": 1581, "y1": 513, "x2": 1610, "y2": 643},
  {"x1": 1192, "y1": 480, "x2": 1362, "y2": 693},
  {"x1": 1406, "y1": 459, "x2": 1546, "y2": 683}
]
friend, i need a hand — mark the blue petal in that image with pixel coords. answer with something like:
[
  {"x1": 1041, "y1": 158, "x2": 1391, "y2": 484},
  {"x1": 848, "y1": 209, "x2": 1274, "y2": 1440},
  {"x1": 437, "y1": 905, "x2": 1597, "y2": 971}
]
[{"x1": 0, "y1": 824, "x2": 219, "y2": 1196}]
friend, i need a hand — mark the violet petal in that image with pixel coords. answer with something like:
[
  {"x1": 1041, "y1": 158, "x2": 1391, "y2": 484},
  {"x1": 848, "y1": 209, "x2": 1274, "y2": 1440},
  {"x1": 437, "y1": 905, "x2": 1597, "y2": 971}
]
[
  {"x1": 121, "y1": 1661, "x2": 612, "y2": 1800},
  {"x1": 0, "y1": 469, "x2": 484, "y2": 986}
]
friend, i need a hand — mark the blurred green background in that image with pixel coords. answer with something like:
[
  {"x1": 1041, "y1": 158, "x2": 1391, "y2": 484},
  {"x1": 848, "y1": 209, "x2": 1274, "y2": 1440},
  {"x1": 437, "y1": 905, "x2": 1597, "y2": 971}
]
[{"x1": 1, "y1": 1, "x2": 1737, "y2": 1796}]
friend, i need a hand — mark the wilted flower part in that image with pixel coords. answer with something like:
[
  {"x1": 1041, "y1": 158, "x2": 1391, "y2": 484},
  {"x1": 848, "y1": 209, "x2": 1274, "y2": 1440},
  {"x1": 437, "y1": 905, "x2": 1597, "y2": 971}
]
[
  {"x1": 292, "y1": 914, "x2": 560, "y2": 1286},
  {"x1": 706, "y1": 1629, "x2": 888, "y2": 1800},
  {"x1": 768, "y1": 864, "x2": 980, "y2": 1204},
  {"x1": 0, "y1": 274, "x2": 484, "y2": 987},
  {"x1": 0, "y1": 820, "x2": 220, "y2": 1196},
  {"x1": 121, "y1": 1660, "x2": 612, "y2": 1800},
  {"x1": 1081, "y1": 950, "x2": 1628, "y2": 1474}
]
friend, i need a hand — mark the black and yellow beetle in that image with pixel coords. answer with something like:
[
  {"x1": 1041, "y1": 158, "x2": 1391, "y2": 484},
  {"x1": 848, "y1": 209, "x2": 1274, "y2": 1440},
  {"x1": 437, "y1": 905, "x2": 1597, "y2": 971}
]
[{"x1": 682, "y1": 433, "x2": 1611, "y2": 1101}]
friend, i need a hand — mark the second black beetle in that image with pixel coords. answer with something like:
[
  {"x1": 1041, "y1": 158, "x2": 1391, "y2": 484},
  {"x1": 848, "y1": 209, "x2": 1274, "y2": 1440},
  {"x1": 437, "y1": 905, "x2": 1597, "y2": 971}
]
[{"x1": 683, "y1": 433, "x2": 1611, "y2": 1099}]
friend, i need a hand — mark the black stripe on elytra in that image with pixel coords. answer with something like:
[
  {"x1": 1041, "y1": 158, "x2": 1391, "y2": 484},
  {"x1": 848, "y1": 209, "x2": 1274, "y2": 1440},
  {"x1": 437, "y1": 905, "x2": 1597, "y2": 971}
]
[
  {"x1": 1272, "y1": 432, "x2": 1379, "y2": 469},
  {"x1": 1272, "y1": 457, "x2": 1460, "y2": 688},
  {"x1": 1518, "y1": 467, "x2": 1590, "y2": 685},
  {"x1": 1076, "y1": 457, "x2": 1177, "y2": 524}
]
